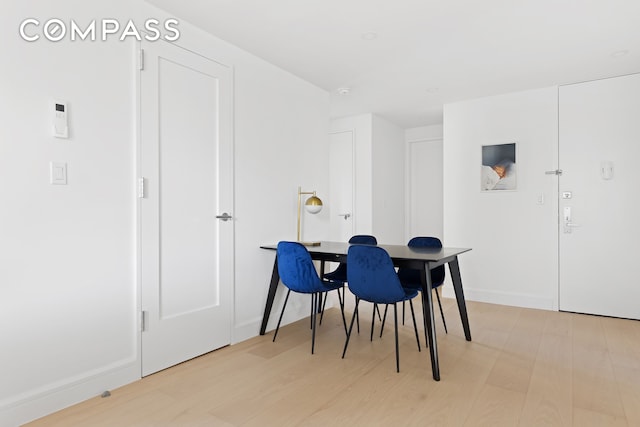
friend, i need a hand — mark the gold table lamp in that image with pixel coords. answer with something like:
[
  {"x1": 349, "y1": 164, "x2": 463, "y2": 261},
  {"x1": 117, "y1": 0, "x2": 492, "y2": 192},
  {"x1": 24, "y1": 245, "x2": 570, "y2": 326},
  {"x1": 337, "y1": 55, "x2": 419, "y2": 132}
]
[{"x1": 297, "y1": 186, "x2": 323, "y2": 246}]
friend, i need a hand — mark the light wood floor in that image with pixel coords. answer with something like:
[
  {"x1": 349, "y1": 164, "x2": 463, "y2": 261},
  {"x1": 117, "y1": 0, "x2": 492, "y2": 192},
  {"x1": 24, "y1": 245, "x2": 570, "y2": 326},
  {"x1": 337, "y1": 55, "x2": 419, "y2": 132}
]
[{"x1": 26, "y1": 298, "x2": 640, "y2": 426}]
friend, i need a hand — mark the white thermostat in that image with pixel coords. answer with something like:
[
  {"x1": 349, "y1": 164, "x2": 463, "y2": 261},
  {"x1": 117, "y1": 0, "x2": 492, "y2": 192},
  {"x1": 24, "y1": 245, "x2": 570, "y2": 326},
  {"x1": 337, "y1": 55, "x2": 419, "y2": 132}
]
[{"x1": 52, "y1": 100, "x2": 68, "y2": 138}]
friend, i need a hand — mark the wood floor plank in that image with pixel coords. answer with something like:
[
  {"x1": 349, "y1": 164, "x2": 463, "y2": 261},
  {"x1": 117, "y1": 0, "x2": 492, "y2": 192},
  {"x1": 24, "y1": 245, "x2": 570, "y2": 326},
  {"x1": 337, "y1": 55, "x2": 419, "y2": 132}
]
[
  {"x1": 485, "y1": 308, "x2": 545, "y2": 393},
  {"x1": 571, "y1": 314, "x2": 627, "y2": 420},
  {"x1": 519, "y1": 324, "x2": 573, "y2": 426},
  {"x1": 463, "y1": 383, "x2": 526, "y2": 427},
  {"x1": 611, "y1": 364, "x2": 640, "y2": 425}
]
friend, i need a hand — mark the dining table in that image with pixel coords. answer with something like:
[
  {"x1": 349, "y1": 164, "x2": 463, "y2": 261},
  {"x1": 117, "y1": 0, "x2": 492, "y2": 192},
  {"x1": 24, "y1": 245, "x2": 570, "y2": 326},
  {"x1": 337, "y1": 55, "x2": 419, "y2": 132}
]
[{"x1": 259, "y1": 241, "x2": 472, "y2": 381}]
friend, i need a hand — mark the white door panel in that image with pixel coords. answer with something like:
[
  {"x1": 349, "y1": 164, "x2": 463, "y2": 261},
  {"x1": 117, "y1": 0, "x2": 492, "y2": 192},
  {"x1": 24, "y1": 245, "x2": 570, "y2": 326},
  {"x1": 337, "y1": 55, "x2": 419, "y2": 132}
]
[
  {"x1": 329, "y1": 131, "x2": 354, "y2": 241},
  {"x1": 559, "y1": 73, "x2": 640, "y2": 319},
  {"x1": 140, "y1": 39, "x2": 234, "y2": 375},
  {"x1": 408, "y1": 139, "x2": 443, "y2": 239}
]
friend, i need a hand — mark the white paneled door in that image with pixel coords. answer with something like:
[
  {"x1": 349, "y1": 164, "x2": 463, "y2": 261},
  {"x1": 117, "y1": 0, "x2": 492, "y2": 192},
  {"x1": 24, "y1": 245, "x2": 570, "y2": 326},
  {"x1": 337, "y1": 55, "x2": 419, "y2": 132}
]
[
  {"x1": 558, "y1": 74, "x2": 640, "y2": 319},
  {"x1": 329, "y1": 131, "x2": 354, "y2": 241},
  {"x1": 407, "y1": 138, "x2": 443, "y2": 240},
  {"x1": 140, "y1": 39, "x2": 234, "y2": 376}
]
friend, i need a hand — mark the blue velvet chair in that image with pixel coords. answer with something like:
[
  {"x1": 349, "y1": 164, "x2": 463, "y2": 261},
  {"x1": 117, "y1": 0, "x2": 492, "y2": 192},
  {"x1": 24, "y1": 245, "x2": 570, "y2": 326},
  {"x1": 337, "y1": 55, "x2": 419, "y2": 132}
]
[
  {"x1": 323, "y1": 234, "x2": 378, "y2": 283},
  {"x1": 397, "y1": 236, "x2": 448, "y2": 334},
  {"x1": 322, "y1": 235, "x2": 379, "y2": 332},
  {"x1": 342, "y1": 245, "x2": 421, "y2": 372},
  {"x1": 273, "y1": 241, "x2": 347, "y2": 354}
]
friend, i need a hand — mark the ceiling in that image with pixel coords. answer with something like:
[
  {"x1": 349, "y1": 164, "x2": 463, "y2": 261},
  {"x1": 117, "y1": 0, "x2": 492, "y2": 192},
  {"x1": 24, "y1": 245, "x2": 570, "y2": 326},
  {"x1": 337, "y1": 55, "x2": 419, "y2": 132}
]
[{"x1": 147, "y1": 0, "x2": 640, "y2": 128}]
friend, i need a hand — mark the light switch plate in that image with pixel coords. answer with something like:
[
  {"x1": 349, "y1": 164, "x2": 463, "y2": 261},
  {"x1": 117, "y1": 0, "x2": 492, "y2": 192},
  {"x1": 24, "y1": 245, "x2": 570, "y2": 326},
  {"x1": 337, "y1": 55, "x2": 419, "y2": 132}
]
[{"x1": 50, "y1": 162, "x2": 67, "y2": 185}]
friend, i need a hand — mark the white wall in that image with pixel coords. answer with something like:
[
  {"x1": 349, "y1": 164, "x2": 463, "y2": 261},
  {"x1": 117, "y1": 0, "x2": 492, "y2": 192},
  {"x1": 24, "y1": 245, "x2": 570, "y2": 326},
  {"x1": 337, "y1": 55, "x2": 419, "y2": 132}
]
[
  {"x1": 443, "y1": 87, "x2": 559, "y2": 309},
  {"x1": 0, "y1": 2, "x2": 139, "y2": 425},
  {"x1": 371, "y1": 115, "x2": 405, "y2": 244},
  {"x1": 404, "y1": 125, "x2": 444, "y2": 241},
  {"x1": 406, "y1": 124, "x2": 443, "y2": 141},
  {"x1": 0, "y1": 2, "x2": 329, "y2": 425}
]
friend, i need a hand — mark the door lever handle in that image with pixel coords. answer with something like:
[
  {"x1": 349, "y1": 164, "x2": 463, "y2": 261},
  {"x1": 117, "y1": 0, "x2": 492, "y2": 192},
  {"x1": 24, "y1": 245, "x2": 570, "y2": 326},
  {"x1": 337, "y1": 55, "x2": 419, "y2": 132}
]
[
  {"x1": 565, "y1": 222, "x2": 580, "y2": 227},
  {"x1": 216, "y1": 213, "x2": 233, "y2": 221}
]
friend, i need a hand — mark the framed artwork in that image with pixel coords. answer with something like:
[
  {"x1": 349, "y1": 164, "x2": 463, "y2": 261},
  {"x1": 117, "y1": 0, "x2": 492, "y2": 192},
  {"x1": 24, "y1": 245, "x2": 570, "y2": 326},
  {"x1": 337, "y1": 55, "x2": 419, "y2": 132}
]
[{"x1": 481, "y1": 142, "x2": 517, "y2": 191}]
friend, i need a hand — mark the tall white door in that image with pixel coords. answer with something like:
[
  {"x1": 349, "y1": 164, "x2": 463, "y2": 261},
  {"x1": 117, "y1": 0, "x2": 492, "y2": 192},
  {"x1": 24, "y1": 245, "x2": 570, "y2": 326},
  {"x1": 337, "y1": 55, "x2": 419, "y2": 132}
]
[
  {"x1": 407, "y1": 138, "x2": 443, "y2": 240},
  {"x1": 140, "y1": 39, "x2": 234, "y2": 375},
  {"x1": 329, "y1": 131, "x2": 354, "y2": 241},
  {"x1": 558, "y1": 73, "x2": 640, "y2": 319}
]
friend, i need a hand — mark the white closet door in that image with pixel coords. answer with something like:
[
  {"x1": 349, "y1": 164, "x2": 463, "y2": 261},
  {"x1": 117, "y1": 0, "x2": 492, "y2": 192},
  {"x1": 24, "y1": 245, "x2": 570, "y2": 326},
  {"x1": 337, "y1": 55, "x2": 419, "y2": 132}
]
[
  {"x1": 329, "y1": 130, "x2": 354, "y2": 241},
  {"x1": 140, "y1": 39, "x2": 234, "y2": 375}
]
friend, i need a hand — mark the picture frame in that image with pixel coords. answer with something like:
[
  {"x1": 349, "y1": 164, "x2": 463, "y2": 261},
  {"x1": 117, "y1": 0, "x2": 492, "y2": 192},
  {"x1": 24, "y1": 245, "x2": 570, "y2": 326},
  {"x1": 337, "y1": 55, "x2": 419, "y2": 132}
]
[{"x1": 481, "y1": 142, "x2": 517, "y2": 191}]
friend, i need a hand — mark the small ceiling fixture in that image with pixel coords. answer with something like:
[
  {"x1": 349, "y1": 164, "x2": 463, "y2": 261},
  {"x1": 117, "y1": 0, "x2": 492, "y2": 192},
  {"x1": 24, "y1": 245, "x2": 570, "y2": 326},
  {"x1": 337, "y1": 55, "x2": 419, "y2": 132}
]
[
  {"x1": 611, "y1": 50, "x2": 629, "y2": 58},
  {"x1": 337, "y1": 87, "x2": 351, "y2": 95},
  {"x1": 361, "y1": 31, "x2": 378, "y2": 40}
]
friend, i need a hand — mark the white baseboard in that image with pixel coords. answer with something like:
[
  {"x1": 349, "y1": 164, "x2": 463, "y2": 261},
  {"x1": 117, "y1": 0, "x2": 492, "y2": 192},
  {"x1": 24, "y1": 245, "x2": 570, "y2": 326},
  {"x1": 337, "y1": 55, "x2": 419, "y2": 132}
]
[
  {"x1": 233, "y1": 318, "x2": 263, "y2": 344},
  {"x1": 441, "y1": 287, "x2": 556, "y2": 311},
  {"x1": 0, "y1": 359, "x2": 139, "y2": 427}
]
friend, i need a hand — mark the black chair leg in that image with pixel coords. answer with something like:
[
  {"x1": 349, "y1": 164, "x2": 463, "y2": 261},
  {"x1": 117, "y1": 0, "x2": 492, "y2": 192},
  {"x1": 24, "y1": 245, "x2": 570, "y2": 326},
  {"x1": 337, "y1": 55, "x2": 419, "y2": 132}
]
[
  {"x1": 356, "y1": 295, "x2": 360, "y2": 334},
  {"x1": 420, "y1": 292, "x2": 429, "y2": 348},
  {"x1": 317, "y1": 287, "x2": 347, "y2": 334},
  {"x1": 402, "y1": 300, "x2": 405, "y2": 325},
  {"x1": 311, "y1": 293, "x2": 318, "y2": 354},
  {"x1": 319, "y1": 291, "x2": 328, "y2": 325},
  {"x1": 273, "y1": 289, "x2": 291, "y2": 342},
  {"x1": 435, "y1": 288, "x2": 448, "y2": 334},
  {"x1": 370, "y1": 303, "x2": 376, "y2": 341},
  {"x1": 336, "y1": 287, "x2": 348, "y2": 335},
  {"x1": 409, "y1": 299, "x2": 421, "y2": 352},
  {"x1": 379, "y1": 304, "x2": 389, "y2": 338},
  {"x1": 342, "y1": 298, "x2": 360, "y2": 358},
  {"x1": 393, "y1": 303, "x2": 400, "y2": 373}
]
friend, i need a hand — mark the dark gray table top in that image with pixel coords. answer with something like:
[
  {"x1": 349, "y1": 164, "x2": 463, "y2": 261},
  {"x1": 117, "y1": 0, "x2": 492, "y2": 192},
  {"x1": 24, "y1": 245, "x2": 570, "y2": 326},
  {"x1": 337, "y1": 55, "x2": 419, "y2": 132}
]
[{"x1": 260, "y1": 241, "x2": 471, "y2": 262}]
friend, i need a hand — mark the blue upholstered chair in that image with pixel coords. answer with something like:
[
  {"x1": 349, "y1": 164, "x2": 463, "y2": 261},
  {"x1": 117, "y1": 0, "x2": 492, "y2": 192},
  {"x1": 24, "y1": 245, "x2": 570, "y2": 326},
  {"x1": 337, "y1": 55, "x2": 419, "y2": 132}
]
[
  {"x1": 323, "y1": 235, "x2": 378, "y2": 283},
  {"x1": 342, "y1": 245, "x2": 421, "y2": 372},
  {"x1": 397, "y1": 236, "x2": 448, "y2": 334},
  {"x1": 322, "y1": 235, "x2": 379, "y2": 333},
  {"x1": 274, "y1": 241, "x2": 347, "y2": 354}
]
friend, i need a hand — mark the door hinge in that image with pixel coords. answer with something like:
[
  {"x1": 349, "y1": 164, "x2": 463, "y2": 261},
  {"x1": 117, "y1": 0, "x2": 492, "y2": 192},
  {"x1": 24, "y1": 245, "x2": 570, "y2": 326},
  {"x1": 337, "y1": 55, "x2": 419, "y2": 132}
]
[
  {"x1": 141, "y1": 310, "x2": 147, "y2": 332},
  {"x1": 545, "y1": 169, "x2": 563, "y2": 176},
  {"x1": 139, "y1": 48, "x2": 144, "y2": 71},
  {"x1": 137, "y1": 177, "x2": 146, "y2": 198}
]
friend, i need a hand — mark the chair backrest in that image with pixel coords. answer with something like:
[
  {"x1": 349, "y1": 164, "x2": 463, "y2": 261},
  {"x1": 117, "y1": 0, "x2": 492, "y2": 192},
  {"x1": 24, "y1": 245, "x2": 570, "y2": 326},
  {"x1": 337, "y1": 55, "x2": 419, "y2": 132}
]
[
  {"x1": 325, "y1": 235, "x2": 377, "y2": 280},
  {"x1": 349, "y1": 235, "x2": 377, "y2": 245},
  {"x1": 403, "y1": 236, "x2": 446, "y2": 286},
  {"x1": 407, "y1": 236, "x2": 442, "y2": 248},
  {"x1": 277, "y1": 241, "x2": 322, "y2": 293},
  {"x1": 347, "y1": 245, "x2": 407, "y2": 304}
]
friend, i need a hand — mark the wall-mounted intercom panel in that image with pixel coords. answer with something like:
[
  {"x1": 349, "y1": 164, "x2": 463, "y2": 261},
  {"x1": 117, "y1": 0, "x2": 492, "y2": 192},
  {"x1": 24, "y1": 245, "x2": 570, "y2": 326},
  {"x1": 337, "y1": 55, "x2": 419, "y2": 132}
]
[{"x1": 52, "y1": 100, "x2": 68, "y2": 138}]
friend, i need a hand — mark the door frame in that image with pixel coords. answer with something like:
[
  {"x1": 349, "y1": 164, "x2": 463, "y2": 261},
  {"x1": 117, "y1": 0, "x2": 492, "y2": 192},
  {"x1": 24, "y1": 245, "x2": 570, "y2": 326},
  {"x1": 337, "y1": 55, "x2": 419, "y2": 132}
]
[{"x1": 135, "y1": 38, "x2": 236, "y2": 375}]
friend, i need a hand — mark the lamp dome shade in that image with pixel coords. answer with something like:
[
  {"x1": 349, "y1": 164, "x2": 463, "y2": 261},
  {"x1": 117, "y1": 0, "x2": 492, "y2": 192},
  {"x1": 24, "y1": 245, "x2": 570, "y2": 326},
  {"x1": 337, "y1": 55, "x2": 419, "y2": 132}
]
[{"x1": 304, "y1": 196, "x2": 323, "y2": 214}]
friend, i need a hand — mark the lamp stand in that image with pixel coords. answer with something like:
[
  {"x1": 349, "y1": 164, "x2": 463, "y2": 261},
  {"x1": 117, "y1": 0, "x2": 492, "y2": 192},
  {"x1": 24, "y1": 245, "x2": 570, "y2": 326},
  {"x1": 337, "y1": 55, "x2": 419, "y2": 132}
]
[{"x1": 297, "y1": 186, "x2": 322, "y2": 246}]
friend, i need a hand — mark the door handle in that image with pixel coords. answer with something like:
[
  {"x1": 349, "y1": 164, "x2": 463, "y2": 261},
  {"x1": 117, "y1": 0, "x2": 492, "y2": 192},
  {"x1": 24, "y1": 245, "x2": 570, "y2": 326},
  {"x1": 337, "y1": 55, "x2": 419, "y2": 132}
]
[
  {"x1": 563, "y1": 221, "x2": 580, "y2": 234},
  {"x1": 216, "y1": 212, "x2": 233, "y2": 221},
  {"x1": 338, "y1": 213, "x2": 351, "y2": 220}
]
